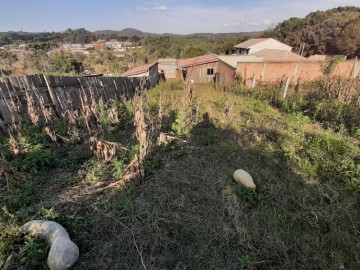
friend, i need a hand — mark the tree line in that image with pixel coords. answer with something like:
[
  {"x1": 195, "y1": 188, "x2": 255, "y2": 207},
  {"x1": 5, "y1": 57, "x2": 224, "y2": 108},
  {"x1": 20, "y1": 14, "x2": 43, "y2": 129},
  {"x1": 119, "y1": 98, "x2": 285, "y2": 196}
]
[{"x1": 265, "y1": 6, "x2": 360, "y2": 58}]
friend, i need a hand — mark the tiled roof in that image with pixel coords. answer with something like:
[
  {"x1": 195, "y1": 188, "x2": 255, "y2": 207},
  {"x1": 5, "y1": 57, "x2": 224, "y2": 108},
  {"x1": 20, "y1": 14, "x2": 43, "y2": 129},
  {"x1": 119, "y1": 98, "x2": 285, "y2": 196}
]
[
  {"x1": 234, "y1": 38, "x2": 269, "y2": 48},
  {"x1": 249, "y1": 49, "x2": 306, "y2": 61},
  {"x1": 178, "y1": 54, "x2": 218, "y2": 68},
  {"x1": 122, "y1": 62, "x2": 157, "y2": 76},
  {"x1": 217, "y1": 55, "x2": 262, "y2": 68}
]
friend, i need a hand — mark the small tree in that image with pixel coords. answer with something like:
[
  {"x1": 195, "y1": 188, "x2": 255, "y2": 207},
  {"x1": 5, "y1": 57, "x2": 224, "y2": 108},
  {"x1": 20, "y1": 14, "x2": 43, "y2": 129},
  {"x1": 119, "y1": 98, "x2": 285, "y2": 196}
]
[
  {"x1": 0, "y1": 51, "x2": 17, "y2": 69},
  {"x1": 50, "y1": 54, "x2": 84, "y2": 75}
]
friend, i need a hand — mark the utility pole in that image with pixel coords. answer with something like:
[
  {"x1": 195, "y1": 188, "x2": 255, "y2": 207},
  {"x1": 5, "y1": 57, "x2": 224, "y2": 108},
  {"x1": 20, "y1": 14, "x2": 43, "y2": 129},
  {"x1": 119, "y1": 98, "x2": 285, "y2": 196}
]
[{"x1": 300, "y1": 43, "x2": 305, "y2": 56}]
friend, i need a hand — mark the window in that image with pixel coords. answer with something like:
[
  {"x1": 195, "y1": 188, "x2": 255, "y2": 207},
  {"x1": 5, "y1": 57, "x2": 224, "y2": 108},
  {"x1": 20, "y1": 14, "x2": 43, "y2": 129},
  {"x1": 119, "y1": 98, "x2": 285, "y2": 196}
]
[{"x1": 207, "y1": 68, "x2": 214, "y2": 75}]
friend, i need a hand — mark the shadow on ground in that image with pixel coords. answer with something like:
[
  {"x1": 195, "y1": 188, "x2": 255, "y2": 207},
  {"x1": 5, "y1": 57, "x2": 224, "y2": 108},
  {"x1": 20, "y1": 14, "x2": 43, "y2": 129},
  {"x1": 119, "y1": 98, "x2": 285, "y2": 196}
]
[{"x1": 41, "y1": 114, "x2": 360, "y2": 270}]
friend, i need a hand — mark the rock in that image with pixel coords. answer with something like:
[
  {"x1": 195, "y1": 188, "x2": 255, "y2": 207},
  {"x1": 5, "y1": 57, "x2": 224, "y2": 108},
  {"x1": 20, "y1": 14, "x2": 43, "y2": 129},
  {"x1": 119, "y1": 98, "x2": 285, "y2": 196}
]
[
  {"x1": 233, "y1": 169, "x2": 256, "y2": 189},
  {"x1": 21, "y1": 220, "x2": 79, "y2": 270}
]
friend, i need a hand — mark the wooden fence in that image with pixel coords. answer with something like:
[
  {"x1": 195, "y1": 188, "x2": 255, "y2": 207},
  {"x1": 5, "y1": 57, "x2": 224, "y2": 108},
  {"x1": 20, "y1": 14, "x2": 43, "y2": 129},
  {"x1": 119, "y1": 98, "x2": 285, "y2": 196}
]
[{"x1": 0, "y1": 74, "x2": 150, "y2": 131}]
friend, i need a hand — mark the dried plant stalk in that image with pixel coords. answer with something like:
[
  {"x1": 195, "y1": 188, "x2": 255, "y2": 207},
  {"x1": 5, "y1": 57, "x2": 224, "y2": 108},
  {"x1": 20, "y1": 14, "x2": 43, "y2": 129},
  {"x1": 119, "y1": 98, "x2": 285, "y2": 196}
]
[
  {"x1": 94, "y1": 155, "x2": 144, "y2": 193},
  {"x1": 320, "y1": 76, "x2": 358, "y2": 104},
  {"x1": 89, "y1": 136, "x2": 129, "y2": 162},
  {"x1": 0, "y1": 158, "x2": 23, "y2": 191},
  {"x1": 44, "y1": 125, "x2": 57, "y2": 143},
  {"x1": 134, "y1": 96, "x2": 148, "y2": 162},
  {"x1": 25, "y1": 91, "x2": 40, "y2": 124}
]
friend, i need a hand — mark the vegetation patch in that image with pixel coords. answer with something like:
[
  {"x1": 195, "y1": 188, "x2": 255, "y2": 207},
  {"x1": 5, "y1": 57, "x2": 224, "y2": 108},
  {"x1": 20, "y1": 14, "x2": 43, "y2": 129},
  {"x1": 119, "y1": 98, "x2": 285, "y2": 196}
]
[{"x1": 1, "y1": 81, "x2": 359, "y2": 269}]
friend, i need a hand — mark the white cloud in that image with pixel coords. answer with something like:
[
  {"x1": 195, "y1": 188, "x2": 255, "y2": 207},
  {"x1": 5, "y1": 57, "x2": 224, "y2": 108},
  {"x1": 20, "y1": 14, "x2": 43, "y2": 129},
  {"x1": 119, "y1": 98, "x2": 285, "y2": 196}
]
[
  {"x1": 153, "y1": 6, "x2": 168, "y2": 12},
  {"x1": 262, "y1": 19, "x2": 273, "y2": 25},
  {"x1": 126, "y1": 1, "x2": 360, "y2": 34}
]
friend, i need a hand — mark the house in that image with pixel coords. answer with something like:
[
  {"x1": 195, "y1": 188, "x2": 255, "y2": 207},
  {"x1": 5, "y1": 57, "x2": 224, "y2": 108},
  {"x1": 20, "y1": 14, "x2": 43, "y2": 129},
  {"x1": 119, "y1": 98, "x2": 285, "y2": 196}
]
[
  {"x1": 178, "y1": 54, "x2": 218, "y2": 83},
  {"x1": 234, "y1": 38, "x2": 292, "y2": 55},
  {"x1": 177, "y1": 38, "x2": 305, "y2": 85},
  {"x1": 122, "y1": 62, "x2": 159, "y2": 87},
  {"x1": 158, "y1": 59, "x2": 178, "y2": 81}
]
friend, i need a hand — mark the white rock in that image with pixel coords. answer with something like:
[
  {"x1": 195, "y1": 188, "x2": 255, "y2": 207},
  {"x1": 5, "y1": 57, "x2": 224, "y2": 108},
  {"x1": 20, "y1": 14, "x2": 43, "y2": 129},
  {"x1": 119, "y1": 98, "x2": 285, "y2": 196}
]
[
  {"x1": 233, "y1": 169, "x2": 256, "y2": 189},
  {"x1": 21, "y1": 220, "x2": 79, "y2": 270}
]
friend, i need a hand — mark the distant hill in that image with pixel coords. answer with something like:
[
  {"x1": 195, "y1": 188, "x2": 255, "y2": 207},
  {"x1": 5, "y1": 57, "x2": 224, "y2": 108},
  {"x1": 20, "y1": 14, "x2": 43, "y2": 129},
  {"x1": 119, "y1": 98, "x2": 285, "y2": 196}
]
[
  {"x1": 0, "y1": 27, "x2": 263, "y2": 46},
  {"x1": 94, "y1": 28, "x2": 263, "y2": 38},
  {"x1": 265, "y1": 6, "x2": 360, "y2": 58},
  {"x1": 94, "y1": 28, "x2": 150, "y2": 37},
  {"x1": 0, "y1": 28, "x2": 95, "y2": 46}
]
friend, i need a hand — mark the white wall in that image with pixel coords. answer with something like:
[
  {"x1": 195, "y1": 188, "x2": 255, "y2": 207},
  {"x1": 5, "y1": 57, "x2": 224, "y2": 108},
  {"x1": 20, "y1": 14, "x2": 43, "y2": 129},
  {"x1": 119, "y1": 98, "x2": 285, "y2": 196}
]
[{"x1": 249, "y1": 39, "x2": 291, "y2": 54}]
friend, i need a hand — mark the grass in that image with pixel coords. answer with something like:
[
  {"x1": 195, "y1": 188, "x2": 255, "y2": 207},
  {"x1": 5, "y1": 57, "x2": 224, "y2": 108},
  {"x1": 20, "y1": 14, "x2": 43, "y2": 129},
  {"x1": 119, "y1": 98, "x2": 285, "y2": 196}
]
[{"x1": 1, "y1": 81, "x2": 359, "y2": 269}]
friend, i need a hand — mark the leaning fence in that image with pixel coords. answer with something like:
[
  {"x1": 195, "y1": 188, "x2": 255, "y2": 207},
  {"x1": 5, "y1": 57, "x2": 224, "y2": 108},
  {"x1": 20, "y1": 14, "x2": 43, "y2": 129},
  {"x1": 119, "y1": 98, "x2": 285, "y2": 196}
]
[{"x1": 0, "y1": 75, "x2": 151, "y2": 131}]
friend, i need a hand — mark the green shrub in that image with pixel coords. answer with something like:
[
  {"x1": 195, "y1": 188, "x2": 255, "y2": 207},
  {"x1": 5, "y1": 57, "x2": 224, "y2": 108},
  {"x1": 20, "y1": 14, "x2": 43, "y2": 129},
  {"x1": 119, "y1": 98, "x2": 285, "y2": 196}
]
[
  {"x1": 117, "y1": 101, "x2": 134, "y2": 128},
  {"x1": 19, "y1": 235, "x2": 48, "y2": 270},
  {"x1": 172, "y1": 101, "x2": 197, "y2": 136},
  {"x1": 112, "y1": 158, "x2": 124, "y2": 179}
]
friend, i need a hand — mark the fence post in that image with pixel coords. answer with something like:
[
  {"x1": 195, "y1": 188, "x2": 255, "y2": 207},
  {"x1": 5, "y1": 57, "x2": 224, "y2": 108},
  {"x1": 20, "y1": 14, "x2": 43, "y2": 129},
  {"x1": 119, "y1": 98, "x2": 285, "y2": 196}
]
[
  {"x1": 0, "y1": 116, "x2": 6, "y2": 132},
  {"x1": 44, "y1": 75, "x2": 63, "y2": 117},
  {"x1": 252, "y1": 72, "x2": 256, "y2": 88},
  {"x1": 354, "y1": 57, "x2": 358, "y2": 79},
  {"x1": 260, "y1": 63, "x2": 267, "y2": 82},
  {"x1": 283, "y1": 77, "x2": 290, "y2": 99}
]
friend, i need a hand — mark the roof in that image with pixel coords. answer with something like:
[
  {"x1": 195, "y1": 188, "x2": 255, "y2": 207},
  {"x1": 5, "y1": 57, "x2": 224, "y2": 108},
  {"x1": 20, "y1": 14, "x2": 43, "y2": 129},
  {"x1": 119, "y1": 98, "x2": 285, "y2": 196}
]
[
  {"x1": 234, "y1": 38, "x2": 270, "y2": 49},
  {"x1": 122, "y1": 62, "x2": 157, "y2": 76},
  {"x1": 93, "y1": 44, "x2": 105, "y2": 50},
  {"x1": 249, "y1": 49, "x2": 306, "y2": 61},
  {"x1": 178, "y1": 54, "x2": 218, "y2": 68},
  {"x1": 217, "y1": 55, "x2": 263, "y2": 68}
]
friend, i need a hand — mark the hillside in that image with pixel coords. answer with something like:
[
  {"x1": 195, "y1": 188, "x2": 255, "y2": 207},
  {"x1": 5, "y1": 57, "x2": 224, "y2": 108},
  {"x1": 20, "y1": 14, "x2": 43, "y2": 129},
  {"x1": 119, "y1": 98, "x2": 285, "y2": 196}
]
[
  {"x1": 265, "y1": 6, "x2": 360, "y2": 57},
  {"x1": 0, "y1": 28, "x2": 95, "y2": 46},
  {"x1": 1, "y1": 79, "x2": 359, "y2": 269},
  {"x1": 0, "y1": 27, "x2": 262, "y2": 46}
]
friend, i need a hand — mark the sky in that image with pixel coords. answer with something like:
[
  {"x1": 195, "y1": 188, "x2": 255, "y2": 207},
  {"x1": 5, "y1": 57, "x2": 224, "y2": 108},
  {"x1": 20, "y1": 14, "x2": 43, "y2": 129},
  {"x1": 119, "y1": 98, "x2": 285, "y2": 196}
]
[{"x1": 0, "y1": 0, "x2": 359, "y2": 34}]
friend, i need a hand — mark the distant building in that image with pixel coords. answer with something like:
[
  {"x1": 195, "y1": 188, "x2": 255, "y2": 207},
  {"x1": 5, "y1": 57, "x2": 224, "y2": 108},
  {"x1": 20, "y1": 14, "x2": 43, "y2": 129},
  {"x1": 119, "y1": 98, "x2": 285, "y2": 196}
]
[
  {"x1": 122, "y1": 62, "x2": 159, "y2": 87},
  {"x1": 84, "y1": 44, "x2": 94, "y2": 49},
  {"x1": 71, "y1": 44, "x2": 83, "y2": 49},
  {"x1": 234, "y1": 38, "x2": 292, "y2": 55},
  {"x1": 105, "y1": 41, "x2": 124, "y2": 51},
  {"x1": 93, "y1": 44, "x2": 105, "y2": 50}
]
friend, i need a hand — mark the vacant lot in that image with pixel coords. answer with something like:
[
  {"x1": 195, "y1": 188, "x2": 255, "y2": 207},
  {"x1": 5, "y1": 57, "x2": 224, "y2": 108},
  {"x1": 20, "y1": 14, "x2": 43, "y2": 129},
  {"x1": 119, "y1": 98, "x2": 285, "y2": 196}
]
[{"x1": 1, "y1": 80, "x2": 359, "y2": 269}]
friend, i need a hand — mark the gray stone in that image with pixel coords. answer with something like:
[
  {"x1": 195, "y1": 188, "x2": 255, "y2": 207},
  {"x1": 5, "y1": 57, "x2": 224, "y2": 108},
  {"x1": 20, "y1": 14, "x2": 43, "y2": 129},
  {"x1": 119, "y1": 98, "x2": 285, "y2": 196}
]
[{"x1": 21, "y1": 220, "x2": 79, "y2": 270}]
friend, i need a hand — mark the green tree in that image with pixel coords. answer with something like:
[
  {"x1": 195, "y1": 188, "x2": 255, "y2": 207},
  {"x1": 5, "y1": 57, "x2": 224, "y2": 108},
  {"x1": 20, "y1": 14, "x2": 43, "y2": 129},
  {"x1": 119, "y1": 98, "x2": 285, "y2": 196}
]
[
  {"x1": 182, "y1": 46, "x2": 206, "y2": 58},
  {"x1": 50, "y1": 54, "x2": 84, "y2": 75}
]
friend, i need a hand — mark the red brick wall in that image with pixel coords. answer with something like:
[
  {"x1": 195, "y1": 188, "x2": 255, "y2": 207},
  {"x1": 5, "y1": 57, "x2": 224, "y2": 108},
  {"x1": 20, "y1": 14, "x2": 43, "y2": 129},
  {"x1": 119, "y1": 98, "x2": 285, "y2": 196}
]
[
  {"x1": 237, "y1": 60, "x2": 357, "y2": 86},
  {"x1": 217, "y1": 61, "x2": 236, "y2": 85}
]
